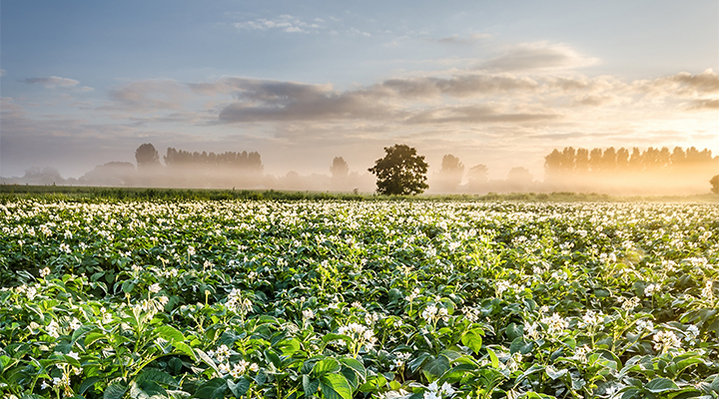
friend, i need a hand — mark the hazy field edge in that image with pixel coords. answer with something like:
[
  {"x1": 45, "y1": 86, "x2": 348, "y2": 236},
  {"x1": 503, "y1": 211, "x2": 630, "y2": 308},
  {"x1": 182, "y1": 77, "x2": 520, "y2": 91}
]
[{"x1": 2, "y1": 184, "x2": 718, "y2": 203}]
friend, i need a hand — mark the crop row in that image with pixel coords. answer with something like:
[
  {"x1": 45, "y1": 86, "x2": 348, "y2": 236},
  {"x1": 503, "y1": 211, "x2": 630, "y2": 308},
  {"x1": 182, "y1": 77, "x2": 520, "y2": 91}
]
[{"x1": 0, "y1": 200, "x2": 718, "y2": 399}]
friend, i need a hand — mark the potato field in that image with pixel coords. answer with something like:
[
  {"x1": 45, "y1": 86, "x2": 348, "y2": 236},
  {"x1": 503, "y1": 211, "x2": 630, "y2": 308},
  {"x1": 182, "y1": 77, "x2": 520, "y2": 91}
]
[{"x1": 1, "y1": 199, "x2": 718, "y2": 399}]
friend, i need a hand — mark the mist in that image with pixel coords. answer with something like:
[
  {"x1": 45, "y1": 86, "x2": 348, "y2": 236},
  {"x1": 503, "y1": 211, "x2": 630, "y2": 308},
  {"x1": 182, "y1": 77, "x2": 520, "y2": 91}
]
[{"x1": 2, "y1": 144, "x2": 717, "y2": 196}]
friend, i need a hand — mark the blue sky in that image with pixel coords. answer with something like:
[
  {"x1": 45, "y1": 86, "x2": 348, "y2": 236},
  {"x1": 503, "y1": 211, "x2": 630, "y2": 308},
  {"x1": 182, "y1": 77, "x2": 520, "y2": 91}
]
[{"x1": 1, "y1": 0, "x2": 718, "y2": 179}]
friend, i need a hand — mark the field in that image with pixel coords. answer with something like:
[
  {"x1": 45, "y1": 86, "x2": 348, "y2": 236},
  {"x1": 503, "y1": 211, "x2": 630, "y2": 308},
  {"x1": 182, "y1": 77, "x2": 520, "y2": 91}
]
[{"x1": 1, "y1": 197, "x2": 718, "y2": 399}]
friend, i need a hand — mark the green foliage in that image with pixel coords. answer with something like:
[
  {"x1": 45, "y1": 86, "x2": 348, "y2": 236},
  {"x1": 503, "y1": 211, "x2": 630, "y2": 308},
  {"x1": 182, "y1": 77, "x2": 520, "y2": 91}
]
[
  {"x1": 368, "y1": 144, "x2": 429, "y2": 195},
  {"x1": 0, "y1": 199, "x2": 718, "y2": 398}
]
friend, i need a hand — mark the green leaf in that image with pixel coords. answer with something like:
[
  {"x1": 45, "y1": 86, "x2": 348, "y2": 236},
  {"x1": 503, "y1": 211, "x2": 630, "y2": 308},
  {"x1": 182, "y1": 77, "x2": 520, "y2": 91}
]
[
  {"x1": 195, "y1": 378, "x2": 228, "y2": 399},
  {"x1": 545, "y1": 367, "x2": 568, "y2": 380},
  {"x1": 275, "y1": 338, "x2": 301, "y2": 356},
  {"x1": 422, "y1": 355, "x2": 450, "y2": 379},
  {"x1": 509, "y1": 337, "x2": 533, "y2": 355},
  {"x1": 155, "y1": 325, "x2": 185, "y2": 343},
  {"x1": 644, "y1": 378, "x2": 679, "y2": 393},
  {"x1": 194, "y1": 348, "x2": 219, "y2": 373},
  {"x1": 358, "y1": 374, "x2": 387, "y2": 393},
  {"x1": 173, "y1": 341, "x2": 195, "y2": 360},
  {"x1": 322, "y1": 333, "x2": 353, "y2": 347},
  {"x1": 505, "y1": 323, "x2": 522, "y2": 341},
  {"x1": 313, "y1": 358, "x2": 341, "y2": 375},
  {"x1": 104, "y1": 380, "x2": 128, "y2": 399},
  {"x1": 122, "y1": 281, "x2": 135, "y2": 294},
  {"x1": 486, "y1": 348, "x2": 500, "y2": 369},
  {"x1": 320, "y1": 373, "x2": 353, "y2": 399},
  {"x1": 340, "y1": 357, "x2": 367, "y2": 380},
  {"x1": 79, "y1": 376, "x2": 101, "y2": 395},
  {"x1": 228, "y1": 377, "x2": 251, "y2": 397},
  {"x1": 303, "y1": 375, "x2": 320, "y2": 396},
  {"x1": 461, "y1": 328, "x2": 484, "y2": 355},
  {"x1": 135, "y1": 368, "x2": 179, "y2": 388},
  {"x1": 84, "y1": 331, "x2": 107, "y2": 347}
]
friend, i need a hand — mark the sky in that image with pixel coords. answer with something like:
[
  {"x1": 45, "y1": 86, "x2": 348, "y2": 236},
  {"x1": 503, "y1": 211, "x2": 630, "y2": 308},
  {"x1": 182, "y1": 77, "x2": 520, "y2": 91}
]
[{"x1": 1, "y1": 0, "x2": 718, "y2": 180}]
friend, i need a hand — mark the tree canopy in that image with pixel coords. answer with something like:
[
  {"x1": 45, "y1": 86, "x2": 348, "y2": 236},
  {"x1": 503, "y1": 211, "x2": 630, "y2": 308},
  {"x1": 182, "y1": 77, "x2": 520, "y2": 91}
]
[
  {"x1": 368, "y1": 144, "x2": 428, "y2": 195},
  {"x1": 135, "y1": 143, "x2": 160, "y2": 169}
]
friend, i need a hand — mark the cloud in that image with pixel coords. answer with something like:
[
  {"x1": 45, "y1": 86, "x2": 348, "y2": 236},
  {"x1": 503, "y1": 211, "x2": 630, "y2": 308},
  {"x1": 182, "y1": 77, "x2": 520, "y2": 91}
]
[
  {"x1": 0, "y1": 69, "x2": 6, "y2": 76},
  {"x1": 687, "y1": 98, "x2": 719, "y2": 110},
  {"x1": 669, "y1": 69, "x2": 719, "y2": 93},
  {"x1": 379, "y1": 74, "x2": 538, "y2": 98},
  {"x1": 21, "y1": 76, "x2": 80, "y2": 88},
  {"x1": 233, "y1": 14, "x2": 324, "y2": 34},
  {"x1": 102, "y1": 79, "x2": 189, "y2": 113},
  {"x1": 480, "y1": 42, "x2": 599, "y2": 72},
  {"x1": 405, "y1": 105, "x2": 561, "y2": 124},
  {"x1": 436, "y1": 33, "x2": 491, "y2": 45},
  {"x1": 217, "y1": 79, "x2": 393, "y2": 122},
  {"x1": 638, "y1": 69, "x2": 719, "y2": 96}
]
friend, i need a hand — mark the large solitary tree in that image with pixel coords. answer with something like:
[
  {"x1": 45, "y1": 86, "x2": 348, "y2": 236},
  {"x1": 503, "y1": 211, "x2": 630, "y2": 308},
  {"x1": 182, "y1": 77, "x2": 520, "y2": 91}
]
[
  {"x1": 368, "y1": 144, "x2": 428, "y2": 195},
  {"x1": 135, "y1": 143, "x2": 160, "y2": 169}
]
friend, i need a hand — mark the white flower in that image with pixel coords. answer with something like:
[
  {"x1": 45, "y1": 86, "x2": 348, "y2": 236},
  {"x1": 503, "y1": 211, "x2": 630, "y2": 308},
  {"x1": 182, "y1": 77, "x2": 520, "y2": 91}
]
[
  {"x1": 619, "y1": 296, "x2": 640, "y2": 311},
  {"x1": 702, "y1": 281, "x2": 714, "y2": 301},
  {"x1": 40, "y1": 267, "x2": 51, "y2": 278},
  {"x1": 573, "y1": 345, "x2": 591, "y2": 363},
  {"x1": 524, "y1": 321, "x2": 540, "y2": 340},
  {"x1": 685, "y1": 325, "x2": 700, "y2": 342},
  {"x1": 148, "y1": 283, "x2": 161, "y2": 294},
  {"x1": 421, "y1": 304, "x2": 438, "y2": 322},
  {"x1": 406, "y1": 288, "x2": 420, "y2": 301},
  {"x1": 215, "y1": 344, "x2": 231, "y2": 363},
  {"x1": 67, "y1": 351, "x2": 80, "y2": 360},
  {"x1": 302, "y1": 309, "x2": 314, "y2": 320},
  {"x1": 59, "y1": 243, "x2": 71, "y2": 254},
  {"x1": 187, "y1": 246, "x2": 196, "y2": 256},
  {"x1": 644, "y1": 283, "x2": 661, "y2": 296},
  {"x1": 440, "y1": 382, "x2": 455, "y2": 396},
  {"x1": 47, "y1": 320, "x2": 60, "y2": 338},
  {"x1": 69, "y1": 317, "x2": 81, "y2": 330},
  {"x1": 636, "y1": 319, "x2": 654, "y2": 333},
  {"x1": 653, "y1": 330, "x2": 681, "y2": 352},
  {"x1": 495, "y1": 280, "x2": 511, "y2": 296},
  {"x1": 579, "y1": 310, "x2": 601, "y2": 329},
  {"x1": 541, "y1": 313, "x2": 568, "y2": 335}
]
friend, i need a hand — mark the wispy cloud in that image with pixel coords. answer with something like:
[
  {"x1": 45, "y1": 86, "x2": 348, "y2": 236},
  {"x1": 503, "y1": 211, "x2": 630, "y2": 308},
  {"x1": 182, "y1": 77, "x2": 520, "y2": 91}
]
[
  {"x1": 435, "y1": 33, "x2": 491, "y2": 45},
  {"x1": 233, "y1": 14, "x2": 324, "y2": 34},
  {"x1": 101, "y1": 79, "x2": 189, "y2": 113},
  {"x1": 479, "y1": 42, "x2": 599, "y2": 72},
  {"x1": 20, "y1": 76, "x2": 93, "y2": 91},
  {"x1": 688, "y1": 98, "x2": 719, "y2": 110}
]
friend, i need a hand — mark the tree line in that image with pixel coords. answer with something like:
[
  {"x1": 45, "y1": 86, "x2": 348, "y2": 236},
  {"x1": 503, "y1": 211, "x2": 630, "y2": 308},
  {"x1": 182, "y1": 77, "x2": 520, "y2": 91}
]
[
  {"x1": 545, "y1": 146, "x2": 718, "y2": 178},
  {"x1": 136, "y1": 144, "x2": 263, "y2": 172}
]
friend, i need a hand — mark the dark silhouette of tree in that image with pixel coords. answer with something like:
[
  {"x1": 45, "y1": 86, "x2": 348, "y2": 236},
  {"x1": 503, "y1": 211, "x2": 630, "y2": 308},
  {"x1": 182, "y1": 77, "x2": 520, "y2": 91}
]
[
  {"x1": 561, "y1": 147, "x2": 576, "y2": 173},
  {"x1": 164, "y1": 147, "x2": 262, "y2": 171},
  {"x1": 330, "y1": 157, "x2": 349, "y2": 179},
  {"x1": 135, "y1": 143, "x2": 160, "y2": 169},
  {"x1": 616, "y1": 148, "x2": 630, "y2": 170},
  {"x1": 368, "y1": 144, "x2": 428, "y2": 195},
  {"x1": 575, "y1": 148, "x2": 590, "y2": 174},
  {"x1": 544, "y1": 149, "x2": 563, "y2": 180},
  {"x1": 438, "y1": 154, "x2": 465, "y2": 191},
  {"x1": 711, "y1": 175, "x2": 719, "y2": 194},
  {"x1": 589, "y1": 148, "x2": 603, "y2": 172}
]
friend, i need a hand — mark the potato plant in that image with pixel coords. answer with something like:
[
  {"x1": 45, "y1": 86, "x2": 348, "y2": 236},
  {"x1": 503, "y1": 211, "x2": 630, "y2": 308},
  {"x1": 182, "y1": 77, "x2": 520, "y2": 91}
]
[{"x1": 0, "y1": 199, "x2": 718, "y2": 399}]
